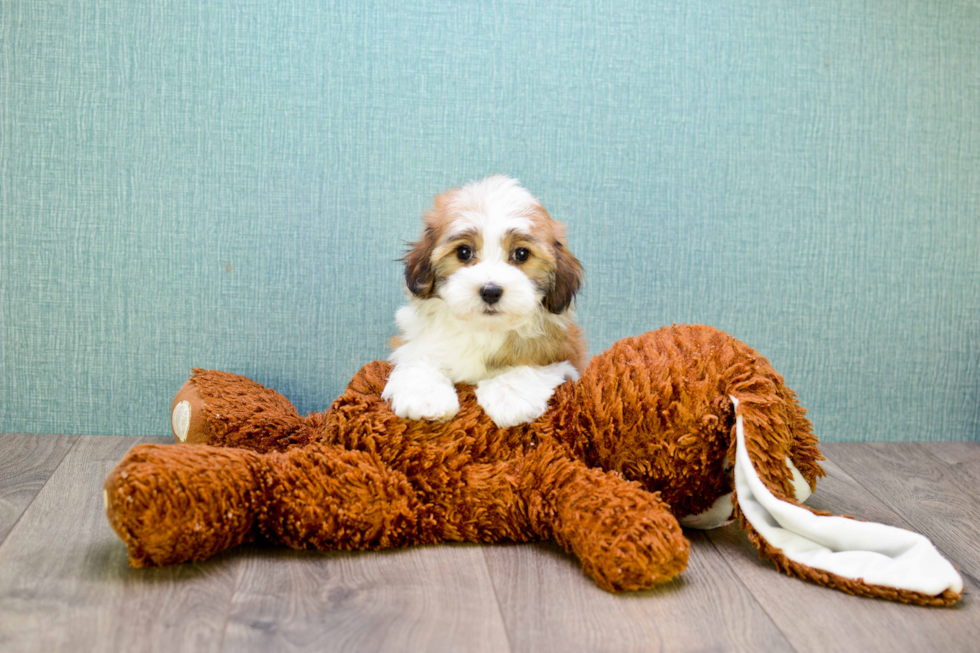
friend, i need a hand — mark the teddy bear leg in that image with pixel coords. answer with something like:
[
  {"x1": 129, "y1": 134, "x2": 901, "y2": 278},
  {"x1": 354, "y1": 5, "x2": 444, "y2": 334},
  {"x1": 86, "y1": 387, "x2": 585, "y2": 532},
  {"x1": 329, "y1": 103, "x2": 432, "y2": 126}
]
[
  {"x1": 107, "y1": 440, "x2": 542, "y2": 566},
  {"x1": 171, "y1": 369, "x2": 319, "y2": 452},
  {"x1": 105, "y1": 443, "x2": 266, "y2": 567},
  {"x1": 171, "y1": 379, "x2": 212, "y2": 445},
  {"x1": 263, "y1": 447, "x2": 543, "y2": 549},
  {"x1": 106, "y1": 442, "x2": 435, "y2": 566},
  {"x1": 520, "y1": 447, "x2": 690, "y2": 592},
  {"x1": 403, "y1": 458, "x2": 539, "y2": 544},
  {"x1": 257, "y1": 444, "x2": 433, "y2": 550}
]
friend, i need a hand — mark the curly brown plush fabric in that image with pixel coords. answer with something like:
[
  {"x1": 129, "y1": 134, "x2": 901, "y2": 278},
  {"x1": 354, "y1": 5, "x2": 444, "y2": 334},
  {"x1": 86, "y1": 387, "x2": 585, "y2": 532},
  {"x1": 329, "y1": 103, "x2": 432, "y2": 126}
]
[{"x1": 104, "y1": 324, "x2": 961, "y2": 604}]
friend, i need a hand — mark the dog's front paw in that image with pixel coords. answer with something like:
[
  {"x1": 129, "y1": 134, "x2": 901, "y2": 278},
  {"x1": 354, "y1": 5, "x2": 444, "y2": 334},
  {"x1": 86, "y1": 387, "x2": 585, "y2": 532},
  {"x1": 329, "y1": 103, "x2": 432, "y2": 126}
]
[
  {"x1": 476, "y1": 364, "x2": 573, "y2": 428},
  {"x1": 477, "y1": 383, "x2": 546, "y2": 428},
  {"x1": 382, "y1": 368, "x2": 460, "y2": 422},
  {"x1": 391, "y1": 385, "x2": 460, "y2": 422}
]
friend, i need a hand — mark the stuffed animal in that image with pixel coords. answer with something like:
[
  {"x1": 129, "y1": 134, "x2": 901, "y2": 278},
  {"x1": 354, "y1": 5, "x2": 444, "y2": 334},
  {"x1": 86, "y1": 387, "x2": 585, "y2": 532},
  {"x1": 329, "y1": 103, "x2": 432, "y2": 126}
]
[{"x1": 104, "y1": 325, "x2": 962, "y2": 606}]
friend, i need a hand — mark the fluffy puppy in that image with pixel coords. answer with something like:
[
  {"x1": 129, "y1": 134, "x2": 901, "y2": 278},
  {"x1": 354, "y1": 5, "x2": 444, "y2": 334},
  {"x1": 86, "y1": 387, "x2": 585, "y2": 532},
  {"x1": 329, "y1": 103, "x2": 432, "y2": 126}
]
[{"x1": 382, "y1": 175, "x2": 586, "y2": 428}]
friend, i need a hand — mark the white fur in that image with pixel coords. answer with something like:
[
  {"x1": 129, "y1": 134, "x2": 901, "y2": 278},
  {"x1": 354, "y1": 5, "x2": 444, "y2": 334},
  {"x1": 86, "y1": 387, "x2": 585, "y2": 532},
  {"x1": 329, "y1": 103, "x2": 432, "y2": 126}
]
[
  {"x1": 475, "y1": 361, "x2": 579, "y2": 428},
  {"x1": 381, "y1": 358, "x2": 460, "y2": 422},
  {"x1": 382, "y1": 176, "x2": 580, "y2": 427},
  {"x1": 445, "y1": 175, "x2": 536, "y2": 239},
  {"x1": 440, "y1": 178, "x2": 540, "y2": 330}
]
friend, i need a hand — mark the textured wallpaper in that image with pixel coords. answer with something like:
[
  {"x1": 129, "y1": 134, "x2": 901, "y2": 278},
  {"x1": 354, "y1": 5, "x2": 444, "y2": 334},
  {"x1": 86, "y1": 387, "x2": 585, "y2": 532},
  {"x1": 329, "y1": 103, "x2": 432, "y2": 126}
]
[{"x1": 2, "y1": 0, "x2": 978, "y2": 440}]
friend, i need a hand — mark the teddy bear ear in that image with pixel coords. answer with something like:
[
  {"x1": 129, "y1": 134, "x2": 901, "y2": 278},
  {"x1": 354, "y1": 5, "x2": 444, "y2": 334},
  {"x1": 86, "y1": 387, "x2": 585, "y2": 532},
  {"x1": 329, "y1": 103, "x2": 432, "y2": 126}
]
[
  {"x1": 402, "y1": 227, "x2": 438, "y2": 298},
  {"x1": 729, "y1": 395, "x2": 963, "y2": 606}
]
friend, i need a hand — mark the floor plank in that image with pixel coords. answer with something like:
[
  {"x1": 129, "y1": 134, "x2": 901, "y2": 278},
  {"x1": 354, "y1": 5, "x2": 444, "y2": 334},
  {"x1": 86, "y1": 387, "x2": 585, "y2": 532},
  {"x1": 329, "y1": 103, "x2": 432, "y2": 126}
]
[
  {"x1": 223, "y1": 544, "x2": 511, "y2": 653},
  {"x1": 705, "y1": 449, "x2": 980, "y2": 653},
  {"x1": 823, "y1": 442, "x2": 980, "y2": 580},
  {"x1": 2, "y1": 435, "x2": 978, "y2": 652},
  {"x1": 0, "y1": 434, "x2": 78, "y2": 545},
  {"x1": 483, "y1": 533, "x2": 794, "y2": 653},
  {"x1": 910, "y1": 441, "x2": 980, "y2": 499},
  {"x1": 0, "y1": 435, "x2": 242, "y2": 653}
]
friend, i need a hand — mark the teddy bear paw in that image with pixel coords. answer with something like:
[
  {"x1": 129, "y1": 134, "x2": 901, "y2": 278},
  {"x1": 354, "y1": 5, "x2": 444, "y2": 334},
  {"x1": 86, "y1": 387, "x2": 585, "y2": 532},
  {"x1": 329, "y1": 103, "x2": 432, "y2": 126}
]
[
  {"x1": 172, "y1": 401, "x2": 191, "y2": 442},
  {"x1": 170, "y1": 379, "x2": 212, "y2": 444}
]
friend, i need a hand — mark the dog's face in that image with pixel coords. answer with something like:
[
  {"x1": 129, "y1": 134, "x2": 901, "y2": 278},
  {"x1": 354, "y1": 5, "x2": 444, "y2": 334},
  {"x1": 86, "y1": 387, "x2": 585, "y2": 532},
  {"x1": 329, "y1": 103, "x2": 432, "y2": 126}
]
[{"x1": 403, "y1": 176, "x2": 582, "y2": 330}]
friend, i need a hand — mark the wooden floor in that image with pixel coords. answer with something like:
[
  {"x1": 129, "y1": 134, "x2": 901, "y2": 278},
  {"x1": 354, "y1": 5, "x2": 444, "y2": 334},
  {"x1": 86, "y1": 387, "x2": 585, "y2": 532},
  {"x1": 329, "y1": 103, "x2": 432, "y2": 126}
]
[{"x1": 0, "y1": 435, "x2": 978, "y2": 652}]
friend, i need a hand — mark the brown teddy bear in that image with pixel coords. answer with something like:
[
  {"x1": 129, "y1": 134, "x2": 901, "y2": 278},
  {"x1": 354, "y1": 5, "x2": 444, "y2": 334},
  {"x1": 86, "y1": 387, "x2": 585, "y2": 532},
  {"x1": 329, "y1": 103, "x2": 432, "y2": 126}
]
[{"x1": 103, "y1": 324, "x2": 962, "y2": 605}]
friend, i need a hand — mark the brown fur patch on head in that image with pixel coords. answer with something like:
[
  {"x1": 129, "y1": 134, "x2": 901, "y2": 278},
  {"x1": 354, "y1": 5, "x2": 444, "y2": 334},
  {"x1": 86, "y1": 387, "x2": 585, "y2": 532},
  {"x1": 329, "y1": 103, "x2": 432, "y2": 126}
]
[
  {"x1": 402, "y1": 190, "x2": 458, "y2": 298},
  {"x1": 429, "y1": 228, "x2": 484, "y2": 282},
  {"x1": 521, "y1": 204, "x2": 583, "y2": 314},
  {"x1": 403, "y1": 227, "x2": 439, "y2": 298}
]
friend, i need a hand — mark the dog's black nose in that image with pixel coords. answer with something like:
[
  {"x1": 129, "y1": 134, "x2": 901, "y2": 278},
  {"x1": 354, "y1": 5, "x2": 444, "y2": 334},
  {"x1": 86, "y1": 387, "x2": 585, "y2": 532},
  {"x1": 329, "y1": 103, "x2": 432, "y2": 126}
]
[{"x1": 480, "y1": 284, "x2": 503, "y2": 305}]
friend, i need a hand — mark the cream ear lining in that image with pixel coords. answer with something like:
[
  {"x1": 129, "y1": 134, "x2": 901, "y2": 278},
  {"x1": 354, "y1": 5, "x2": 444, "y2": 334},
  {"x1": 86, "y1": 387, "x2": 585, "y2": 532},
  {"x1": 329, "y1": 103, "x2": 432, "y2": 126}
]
[
  {"x1": 679, "y1": 451, "x2": 809, "y2": 531},
  {"x1": 679, "y1": 492, "x2": 734, "y2": 530},
  {"x1": 730, "y1": 395, "x2": 963, "y2": 597},
  {"x1": 787, "y1": 456, "x2": 811, "y2": 503}
]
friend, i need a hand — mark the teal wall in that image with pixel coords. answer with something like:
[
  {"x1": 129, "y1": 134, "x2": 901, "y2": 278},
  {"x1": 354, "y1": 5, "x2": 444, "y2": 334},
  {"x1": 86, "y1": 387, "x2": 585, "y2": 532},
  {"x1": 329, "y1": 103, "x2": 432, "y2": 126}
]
[{"x1": 2, "y1": 1, "x2": 978, "y2": 441}]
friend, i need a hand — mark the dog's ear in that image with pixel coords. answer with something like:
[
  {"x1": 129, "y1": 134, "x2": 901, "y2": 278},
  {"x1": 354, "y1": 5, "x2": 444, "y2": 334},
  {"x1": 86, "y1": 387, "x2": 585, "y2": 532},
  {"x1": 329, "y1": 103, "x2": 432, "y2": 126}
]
[
  {"x1": 404, "y1": 190, "x2": 456, "y2": 298},
  {"x1": 543, "y1": 240, "x2": 583, "y2": 314},
  {"x1": 403, "y1": 227, "x2": 438, "y2": 298}
]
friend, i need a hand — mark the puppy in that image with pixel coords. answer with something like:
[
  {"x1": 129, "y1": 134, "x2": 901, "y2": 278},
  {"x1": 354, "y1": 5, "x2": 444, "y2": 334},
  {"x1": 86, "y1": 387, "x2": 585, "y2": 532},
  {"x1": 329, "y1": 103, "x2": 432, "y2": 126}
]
[{"x1": 382, "y1": 175, "x2": 586, "y2": 428}]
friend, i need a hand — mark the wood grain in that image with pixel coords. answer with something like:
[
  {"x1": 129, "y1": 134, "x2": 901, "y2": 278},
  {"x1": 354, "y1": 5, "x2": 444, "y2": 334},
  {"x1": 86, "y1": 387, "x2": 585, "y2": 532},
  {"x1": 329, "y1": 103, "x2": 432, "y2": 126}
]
[
  {"x1": 0, "y1": 434, "x2": 77, "y2": 545},
  {"x1": 823, "y1": 442, "x2": 980, "y2": 580},
  {"x1": 909, "y1": 441, "x2": 980, "y2": 498},
  {"x1": 223, "y1": 543, "x2": 511, "y2": 653},
  {"x1": 482, "y1": 533, "x2": 793, "y2": 653},
  {"x1": 3, "y1": 436, "x2": 979, "y2": 652},
  {"x1": 0, "y1": 435, "x2": 241, "y2": 653},
  {"x1": 705, "y1": 448, "x2": 980, "y2": 653}
]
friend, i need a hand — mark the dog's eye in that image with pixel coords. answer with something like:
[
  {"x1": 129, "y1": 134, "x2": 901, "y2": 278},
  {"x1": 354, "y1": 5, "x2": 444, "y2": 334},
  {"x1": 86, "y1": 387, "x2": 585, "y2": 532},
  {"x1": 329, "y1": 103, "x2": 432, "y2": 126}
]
[
  {"x1": 513, "y1": 247, "x2": 530, "y2": 263},
  {"x1": 456, "y1": 245, "x2": 473, "y2": 262}
]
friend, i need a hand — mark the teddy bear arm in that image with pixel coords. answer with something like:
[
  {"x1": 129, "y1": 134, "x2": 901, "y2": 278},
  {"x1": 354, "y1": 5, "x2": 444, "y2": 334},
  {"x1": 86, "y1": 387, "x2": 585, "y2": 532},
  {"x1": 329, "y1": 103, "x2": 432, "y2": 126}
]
[{"x1": 518, "y1": 447, "x2": 690, "y2": 592}]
